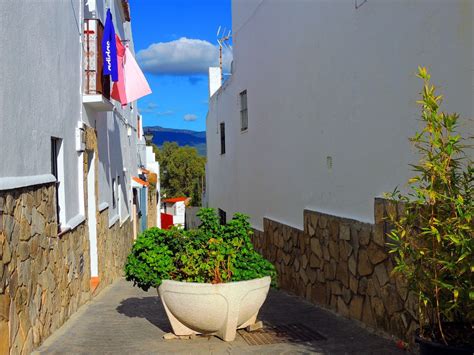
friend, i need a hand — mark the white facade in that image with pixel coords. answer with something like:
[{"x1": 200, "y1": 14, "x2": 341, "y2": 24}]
[
  {"x1": 206, "y1": 0, "x2": 473, "y2": 231},
  {"x1": 173, "y1": 201, "x2": 185, "y2": 227},
  {"x1": 0, "y1": 0, "x2": 158, "y2": 235},
  {"x1": 0, "y1": 1, "x2": 84, "y2": 229},
  {"x1": 84, "y1": 0, "x2": 139, "y2": 227},
  {"x1": 163, "y1": 200, "x2": 186, "y2": 228}
]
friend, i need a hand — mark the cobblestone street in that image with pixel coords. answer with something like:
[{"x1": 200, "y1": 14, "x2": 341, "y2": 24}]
[{"x1": 34, "y1": 279, "x2": 404, "y2": 354}]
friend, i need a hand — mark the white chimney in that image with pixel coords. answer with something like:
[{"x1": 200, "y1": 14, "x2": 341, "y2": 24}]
[{"x1": 208, "y1": 67, "x2": 222, "y2": 97}]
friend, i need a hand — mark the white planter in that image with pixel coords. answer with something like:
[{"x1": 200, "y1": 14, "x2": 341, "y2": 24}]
[{"x1": 158, "y1": 276, "x2": 271, "y2": 341}]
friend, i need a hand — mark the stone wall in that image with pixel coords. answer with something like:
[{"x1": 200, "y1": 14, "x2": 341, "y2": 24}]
[
  {"x1": 0, "y1": 125, "x2": 135, "y2": 354},
  {"x1": 96, "y1": 208, "x2": 133, "y2": 292},
  {"x1": 0, "y1": 184, "x2": 91, "y2": 354},
  {"x1": 251, "y1": 198, "x2": 417, "y2": 342}
]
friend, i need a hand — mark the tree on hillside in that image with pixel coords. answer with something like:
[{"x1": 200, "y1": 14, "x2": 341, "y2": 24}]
[{"x1": 152, "y1": 142, "x2": 206, "y2": 206}]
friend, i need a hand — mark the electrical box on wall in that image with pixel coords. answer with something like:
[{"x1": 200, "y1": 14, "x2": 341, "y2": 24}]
[{"x1": 76, "y1": 122, "x2": 85, "y2": 152}]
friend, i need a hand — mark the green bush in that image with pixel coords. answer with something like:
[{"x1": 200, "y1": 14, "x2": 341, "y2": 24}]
[
  {"x1": 125, "y1": 208, "x2": 277, "y2": 291},
  {"x1": 386, "y1": 67, "x2": 473, "y2": 347}
]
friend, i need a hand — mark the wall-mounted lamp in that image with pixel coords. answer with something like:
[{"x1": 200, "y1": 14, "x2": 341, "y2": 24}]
[{"x1": 144, "y1": 130, "x2": 154, "y2": 144}]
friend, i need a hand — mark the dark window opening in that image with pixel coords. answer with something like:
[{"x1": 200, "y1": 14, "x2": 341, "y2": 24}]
[
  {"x1": 218, "y1": 208, "x2": 227, "y2": 225},
  {"x1": 240, "y1": 90, "x2": 248, "y2": 131},
  {"x1": 51, "y1": 137, "x2": 62, "y2": 232},
  {"x1": 220, "y1": 122, "x2": 225, "y2": 155},
  {"x1": 112, "y1": 178, "x2": 116, "y2": 209}
]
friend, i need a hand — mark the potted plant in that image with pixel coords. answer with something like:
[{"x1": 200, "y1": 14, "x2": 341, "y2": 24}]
[
  {"x1": 124, "y1": 208, "x2": 277, "y2": 341},
  {"x1": 386, "y1": 67, "x2": 473, "y2": 354}
]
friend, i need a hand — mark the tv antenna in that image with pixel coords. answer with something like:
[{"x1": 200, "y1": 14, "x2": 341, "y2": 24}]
[{"x1": 217, "y1": 26, "x2": 232, "y2": 82}]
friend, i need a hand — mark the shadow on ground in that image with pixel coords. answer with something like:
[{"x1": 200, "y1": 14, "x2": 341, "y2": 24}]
[
  {"x1": 116, "y1": 296, "x2": 173, "y2": 333},
  {"x1": 115, "y1": 289, "x2": 401, "y2": 354},
  {"x1": 115, "y1": 290, "x2": 330, "y2": 353}
]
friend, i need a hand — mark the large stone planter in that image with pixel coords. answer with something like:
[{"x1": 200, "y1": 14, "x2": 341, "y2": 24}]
[{"x1": 158, "y1": 276, "x2": 271, "y2": 341}]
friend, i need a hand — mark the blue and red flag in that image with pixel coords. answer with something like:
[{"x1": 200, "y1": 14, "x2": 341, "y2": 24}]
[{"x1": 102, "y1": 9, "x2": 118, "y2": 82}]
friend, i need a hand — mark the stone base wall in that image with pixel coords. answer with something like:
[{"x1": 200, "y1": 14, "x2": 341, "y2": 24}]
[
  {"x1": 251, "y1": 198, "x2": 417, "y2": 342},
  {"x1": 0, "y1": 184, "x2": 134, "y2": 354},
  {"x1": 96, "y1": 209, "x2": 133, "y2": 292},
  {"x1": 84, "y1": 123, "x2": 134, "y2": 294},
  {"x1": 0, "y1": 184, "x2": 91, "y2": 354}
]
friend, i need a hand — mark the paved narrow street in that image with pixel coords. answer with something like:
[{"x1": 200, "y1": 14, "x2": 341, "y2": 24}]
[{"x1": 34, "y1": 279, "x2": 404, "y2": 354}]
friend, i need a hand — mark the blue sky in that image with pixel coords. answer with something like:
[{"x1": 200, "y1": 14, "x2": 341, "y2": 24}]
[{"x1": 131, "y1": 0, "x2": 232, "y2": 131}]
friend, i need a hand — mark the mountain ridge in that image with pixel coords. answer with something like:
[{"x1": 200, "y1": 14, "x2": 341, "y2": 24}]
[{"x1": 144, "y1": 125, "x2": 207, "y2": 156}]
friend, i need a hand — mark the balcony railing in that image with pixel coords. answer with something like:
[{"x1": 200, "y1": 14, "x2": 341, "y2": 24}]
[{"x1": 83, "y1": 19, "x2": 112, "y2": 110}]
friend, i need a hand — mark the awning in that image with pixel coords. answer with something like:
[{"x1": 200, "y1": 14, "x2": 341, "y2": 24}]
[{"x1": 132, "y1": 176, "x2": 149, "y2": 187}]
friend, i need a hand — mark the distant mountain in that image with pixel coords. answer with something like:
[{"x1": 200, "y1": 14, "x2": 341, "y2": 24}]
[{"x1": 144, "y1": 126, "x2": 207, "y2": 156}]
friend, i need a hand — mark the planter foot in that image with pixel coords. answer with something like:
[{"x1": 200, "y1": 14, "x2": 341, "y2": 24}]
[
  {"x1": 163, "y1": 332, "x2": 178, "y2": 340},
  {"x1": 163, "y1": 333, "x2": 198, "y2": 340},
  {"x1": 246, "y1": 321, "x2": 263, "y2": 332}
]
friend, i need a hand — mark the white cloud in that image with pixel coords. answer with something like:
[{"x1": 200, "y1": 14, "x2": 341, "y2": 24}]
[
  {"x1": 183, "y1": 113, "x2": 198, "y2": 121},
  {"x1": 156, "y1": 111, "x2": 174, "y2": 117},
  {"x1": 137, "y1": 37, "x2": 232, "y2": 76},
  {"x1": 139, "y1": 102, "x2": 159, "y2": 113}
]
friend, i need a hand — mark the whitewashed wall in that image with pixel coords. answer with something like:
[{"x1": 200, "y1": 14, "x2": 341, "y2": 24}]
[
  {"x1": 207, "y1": 0, "x2": 473, "y2": 231},
  {"x1": 0, "y1": 0, "x2": 84, "y2": 227}
]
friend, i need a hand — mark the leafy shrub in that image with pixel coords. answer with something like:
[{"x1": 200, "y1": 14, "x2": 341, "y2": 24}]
[
  {"x1": 386, "y1": 67, "x2": 473, "y2": 347},
  {"x1": 125, "y1": 208, "x2": 277, "y2": 291}
]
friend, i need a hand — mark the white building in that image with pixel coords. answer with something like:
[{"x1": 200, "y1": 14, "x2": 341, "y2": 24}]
[
  {"x1": 162, "y1": 197, "x2": 188, "y2": 228},
  {"x1": 206, "y1": 0, "x2": 473, "y2": 231},
  {"x1": 0, "y1": 0, "x2": 158, "y2": 352},
  {"x1": 205, "y1": 0, "x2": 473, "y2": 342}
]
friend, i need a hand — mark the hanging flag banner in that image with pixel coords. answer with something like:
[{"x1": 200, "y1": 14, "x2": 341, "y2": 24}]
[
  {"x1": 111, "y1": 34, "x2": 126, "y2": 104},
  {"x1": 112, "y1": 35, "x2": 152, "y2": 105},
  {"x1": 123, "y1": 47, "x2": 152, "y2": 103},
  {"x1": 102, "y1": 9, "x2": 118, "y2": 82}
]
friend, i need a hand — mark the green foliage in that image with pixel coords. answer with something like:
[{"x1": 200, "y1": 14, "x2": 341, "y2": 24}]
[
  {"x1": 125, "y1": 208, "x2": 277, "y2": 290},
  {"x1": 153, "y1": 142, "x2": 206, "y2": 206},
  {"x1": 386, "y1": 67, "x2": 473, "y2": 346},
  {"x1": 124, "y1": 228, "x2": 177, "y2": 291}
]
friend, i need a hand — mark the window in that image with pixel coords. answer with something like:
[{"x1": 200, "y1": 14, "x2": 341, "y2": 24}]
[
  {"x1": 218, "y1": 209, "x2": 227, "y2": 225},
  {"x1": 112, "y1": 178, "x2": 116, "y2": 209},
  {"x1": 220, "y1": 122, "x2": 225, "y2": 155},
  {"x1": 84, "y1": 19, "x2": 110, "y2": 99},
  {"x1": 117, "y1": 175, "x2": 121, "y2": 218},
  {"x1": 51, "y1": 138, "x2": 65, "y2": 231},
  {"x1": 240, "y1": 90, "x2": 248, "y2": 131},
  {"x1": 137, "y1": 115, "x2": 141, "y2": 139}
]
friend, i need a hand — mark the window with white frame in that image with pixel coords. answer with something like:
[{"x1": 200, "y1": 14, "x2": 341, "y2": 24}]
[{"x1": 240, "y1": 90, "x2": 248, "y2": 131}]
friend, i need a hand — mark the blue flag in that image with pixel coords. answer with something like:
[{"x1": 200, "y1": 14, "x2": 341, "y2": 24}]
[{"x1": 102, "y1": 9, "x2": 118, "y2": 82}]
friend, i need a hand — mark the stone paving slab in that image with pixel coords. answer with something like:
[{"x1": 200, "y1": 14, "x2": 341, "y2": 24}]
[{"x1": 34, "y1": 279, "x2": 405, "y2": 354}]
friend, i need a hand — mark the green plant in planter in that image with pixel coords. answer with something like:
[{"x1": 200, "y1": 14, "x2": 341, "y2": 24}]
[
  {"x1": 124, "y1": 208, "x2": 277, "y2": 291},
  {"x1": 386, "y1": 67, "x2": 473, "y2": 348}
]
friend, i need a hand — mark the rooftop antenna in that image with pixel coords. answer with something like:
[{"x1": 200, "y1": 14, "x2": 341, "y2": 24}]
[{"x1": 217, "y1": 26, "x2": 232, "y2": 82}]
